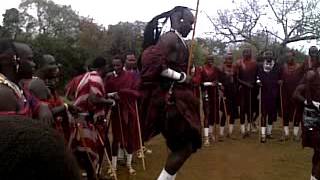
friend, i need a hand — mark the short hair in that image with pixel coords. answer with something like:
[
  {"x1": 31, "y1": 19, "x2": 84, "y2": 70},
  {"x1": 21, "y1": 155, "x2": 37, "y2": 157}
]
[
  {"x1": 91, "y1": 56, "x2": 106, "y2": 69},
  {"x1": 112, "y1": 54, "x2": 125, "y2": 64},
  {"x1": 0, "y1": 39, "x2": 16, "y2": 55},
  {"x1": 0, "y1": 116, "x2": 81, "y2": 180},
  {"x1": 13, "y1": 42, "x2": 33, "y2": 59},
  {"x1": 309, "y1": 46, "x2": 318, "y2": 56}
]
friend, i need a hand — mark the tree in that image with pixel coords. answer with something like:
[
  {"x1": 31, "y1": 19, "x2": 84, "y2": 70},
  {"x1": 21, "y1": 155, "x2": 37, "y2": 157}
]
[
  {"x1": 209, "y1": 0, "x2": 266, "y2": 46},
  {"x1": 79, "y1": 17, "x2": 107, "y2": 58},
  {"x1": 266, "y1": 0, "x2": 320, "y2": 46},
  {"x1": 209, "y1": 0, "x2": 320, "y2": 49},
  {"x1": 104, "y1": 21, "x2": 145, "y2": 57},
  {"x1": 1, "y1": 8, "x2": 22, "y2": 39},
  {"x1": 19, "y1": 0, "x2": 80, "y2": 38}
]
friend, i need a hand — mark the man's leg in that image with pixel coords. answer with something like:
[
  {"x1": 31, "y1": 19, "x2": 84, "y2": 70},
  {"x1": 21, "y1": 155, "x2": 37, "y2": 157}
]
[
  {"x1": 311, "y1": 149, "x2": 320, "y2": 180},
  {"x1": 282, "y1": 109, "x2": 290, "y2": 141},
  {"x1": 293, "y1": 105, "x2": 302, "y2": 141},
  {"x1": 220, "y1": 109, "x2": 227, "y2": 139},
  {"x1": 158, "y1": 142, "x2": 193, "y2": 180},
  {"x1": 111, "y1": 141, "x2": 119, "y2": 171},
  {"x1": 203, "y1": 99, "x2": 210, "y2": 146}
]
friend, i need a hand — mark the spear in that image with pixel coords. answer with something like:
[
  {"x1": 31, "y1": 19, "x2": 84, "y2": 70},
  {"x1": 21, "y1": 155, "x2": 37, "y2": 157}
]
[{"x1": 187, "y1": 0, "x2": 200, "y2": 75}]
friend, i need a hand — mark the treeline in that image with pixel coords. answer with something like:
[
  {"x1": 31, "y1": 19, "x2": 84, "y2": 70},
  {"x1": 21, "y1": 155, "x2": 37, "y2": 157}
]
[{"x1": 0, "y1": 0, "x2": 309, "y2": 84}]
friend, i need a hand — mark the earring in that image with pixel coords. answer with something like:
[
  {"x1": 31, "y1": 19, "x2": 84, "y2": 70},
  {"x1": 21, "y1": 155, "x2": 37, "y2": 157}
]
[{"x1": 180, "y1": 19, "x2": 184, "y2": 22}]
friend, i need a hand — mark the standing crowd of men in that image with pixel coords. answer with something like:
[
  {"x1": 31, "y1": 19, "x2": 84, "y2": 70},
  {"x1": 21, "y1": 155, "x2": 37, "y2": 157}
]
[{"x1": 0, "y1": 5, "x2": 320, "y2": 180}]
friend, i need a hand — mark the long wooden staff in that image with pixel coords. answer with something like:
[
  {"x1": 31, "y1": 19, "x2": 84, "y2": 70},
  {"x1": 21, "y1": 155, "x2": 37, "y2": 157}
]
[
  {"x1": 214, "y1": 86, "x2": 218, "y2": 141},
  {"x1": 97, "y1": 132, "x2": 118, "y2": 180},
  {"x1": 258, "y1": 86, "x2": 262, "y2": 141},
  {"x1": 187, "y1": 0, "x2": 200, "y2": 75},
  {"x1": 117, "y1": 104, "x2": 126, "y2": 148},
  {"x1": 249, "y1": 88, "x2": 252, "y2": 132},
  {"x1": 135, "y1": 101, "x2": 146, "y2": 170},
  {"x1": 98, "y1": 108, "x2": 117, "y2": 180},
  {"x1": 279, "y1": 83, "x2": 285, "y2": 142},
  {"x1": 222, "y1": 96, "x2": 229, "y2": 131}
]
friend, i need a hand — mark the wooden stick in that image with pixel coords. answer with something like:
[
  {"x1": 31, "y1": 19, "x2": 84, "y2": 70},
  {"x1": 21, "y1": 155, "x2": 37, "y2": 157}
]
[
  {"x1": 249, "y1": 88, "x2": 252, "y2": 132},
  {"x1": 258, "y1": 87, "x2": 262, "y2": 141},
  {"x1": 222, "y1": 96, "x2": 229, "y2": 131},
  {"x1": 187, "y1": 0, "x2": 200, "y2": 75},
  {"x1": 96, "y1": 109, "x2": 112, "y2": 177},
  {"x1": 135, "y1": 101, "x2": 146, "y2": 170},
  {"x1": 97, "y1": 132, "x2": 118, "y2": 180},
  {"x1": 279, "y1": 83, "x2": 285, "y2": 142},
  {"x1": 215, "y1": 86, "x2": 219, "y2": 141},
  {"x1": 117, "y1": 104, "x2": 126, "y2": 148}
]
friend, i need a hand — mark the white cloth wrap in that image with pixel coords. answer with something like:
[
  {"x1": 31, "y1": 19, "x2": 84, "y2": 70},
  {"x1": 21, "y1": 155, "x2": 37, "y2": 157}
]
[
  {"x1": 203, "y1": 82, "x2": 213, "y2": 86},
  {"x1": 160, "y1": 68, "x2": 185, "y2": 82}
]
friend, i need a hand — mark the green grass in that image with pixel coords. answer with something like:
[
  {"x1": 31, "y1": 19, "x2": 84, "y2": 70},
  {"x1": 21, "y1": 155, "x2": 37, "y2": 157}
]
[{"x1": 109, "y1": 121, "x2": 313, "y2": 180}]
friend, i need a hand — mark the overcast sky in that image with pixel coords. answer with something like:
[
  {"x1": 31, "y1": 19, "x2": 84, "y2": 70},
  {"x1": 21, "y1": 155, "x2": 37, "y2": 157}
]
[{"x1": 0, "y1": 0, "x2": 318, "y2": 52}]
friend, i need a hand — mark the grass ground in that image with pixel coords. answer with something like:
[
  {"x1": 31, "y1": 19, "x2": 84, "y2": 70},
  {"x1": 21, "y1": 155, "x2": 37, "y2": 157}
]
[{"x1": 109, "y1": 121, "x2": 313, "y2": 180}]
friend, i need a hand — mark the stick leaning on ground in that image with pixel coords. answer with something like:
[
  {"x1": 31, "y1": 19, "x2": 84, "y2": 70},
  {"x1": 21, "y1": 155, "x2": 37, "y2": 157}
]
[
  {"x1": 134, "y1": 101, "x2": 146, "y2": 170},
  {"x1": 222, "y1": 95, "x2": 229, "y2": 134},
  {"x1": 279, "y1": 83, "x2": 285, "y2": 142},
  {"x1": 96, "y1": 109, "x2": 116, "y2": 179}
]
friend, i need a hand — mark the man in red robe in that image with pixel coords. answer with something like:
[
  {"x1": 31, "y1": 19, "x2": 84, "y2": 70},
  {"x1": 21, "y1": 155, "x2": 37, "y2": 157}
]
[
  {"x1": 220, "y1": 52, "x2": 238, "y2": 139},
  {"x1": 200, "y1": 55, "x2": 221, "y2": 145},
  {"x1": 124, "y1": 53, "x2": 139, "y2": 76},
  {"x1": 235, "y1": 48, "x2": 258, "y2": 138},
  {"x1": 30, "y1": 54, "x2": 80, "y2": 141},
  {"x1": 280, "y1": 50, "x2": 304, "y2": 141},
  {"x1": 294, "y1": 47, "x2": 320, "y2": 179},
  {"x1": 65, "y1": 56, "x2": 114, "y2": 180},
  {"x1": 104, "y1": 55, "x2": 140, "y2": 175},
  {"x1": 257, "y1": 50, "x2": 281, "y2": 143},
  {"x1": 140, "y1": 6, "x2": 201, "y2": 180}
]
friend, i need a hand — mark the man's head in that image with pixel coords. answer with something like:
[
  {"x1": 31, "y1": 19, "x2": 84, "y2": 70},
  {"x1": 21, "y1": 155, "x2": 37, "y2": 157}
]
[
  {"x1": 262, "y1": 50, "x2": 275, "y2": 73},
  {"x1": 286, "y1": 50, "x2": 295, "y2": 64},
  {"x1": 13, "y1": 42, "x2": 33, "y2": 62},
  {"x1": 112, "y1": 55, "x2": 124, "y2": 75},
  {"x1": 91, "y1": 56, "x2": 108, "y2": 77},
  {"x1": 14, "y1": 42, "x2": 35, "y2": 79},
  {"x1": 36, "y1": 54, "x2": 60, "y2": 89},
  {"x1": 142, "y1": 6, "x2": 194, "y2": 49},
  {"x1": 224, "y1": 52, "x2": 233, "y2": 66},
  {"x1": 125, "y1": 53, "x2": 137, "y2": 71},
  {"x1": 39, "y1": 54, "x2": 57, "y2": 68},
  {"x1": 0, "y1": 116, "x2": 81, "y2": 180},
  {"x1": 309, "y1": 46, "x2": 318, "y2": 59},
  {"x1": 205, "y1": 55, "x2": 214, "y2": 65},
  {"x1": 263, "y1": 50, "x2": 275, "y2": 62},
  {"x1": 170, "y1": 7, "x2": 194, "y2": 37},
  {"x1": 242, "y1": 48, "x2": 252, "y2": 60}
]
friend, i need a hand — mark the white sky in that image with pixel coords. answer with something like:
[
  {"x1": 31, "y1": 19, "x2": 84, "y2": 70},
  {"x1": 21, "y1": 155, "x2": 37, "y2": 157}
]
[{"x1": 0, "y1": 0, "x2": 318, "y2": 52}]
